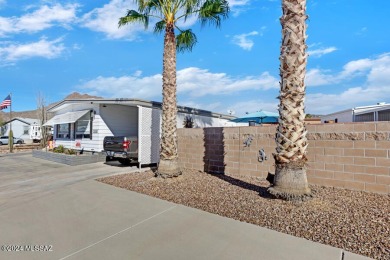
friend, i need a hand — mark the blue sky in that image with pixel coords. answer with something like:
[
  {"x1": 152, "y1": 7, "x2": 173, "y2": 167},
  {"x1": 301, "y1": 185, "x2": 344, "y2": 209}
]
[{"x1": 1, "y1": 0, "x2": 390, "y2": 116}]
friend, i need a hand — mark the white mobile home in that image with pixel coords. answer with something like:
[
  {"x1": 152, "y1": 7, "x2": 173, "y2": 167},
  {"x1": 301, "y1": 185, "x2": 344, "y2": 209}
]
[
  {"x1": 1, "y1": 118, "x2": 40, "y2": 143},
  {"x1": 321, "y1": 102, "x2": 390, "y2": 123},
  {"x1": 45, "y1": 98, "x2": 236, "y2": 166}
]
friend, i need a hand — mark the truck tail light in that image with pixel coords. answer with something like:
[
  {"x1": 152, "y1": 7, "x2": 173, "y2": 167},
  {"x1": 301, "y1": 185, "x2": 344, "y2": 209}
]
[{"x1": 123, "y1": 140, "x2": 131, "y2": 149}]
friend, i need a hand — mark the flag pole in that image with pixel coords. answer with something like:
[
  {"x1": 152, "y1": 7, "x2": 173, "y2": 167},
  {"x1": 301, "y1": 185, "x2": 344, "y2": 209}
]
[{"x1": 10, "y1": 92, "x2": 12, "y2": 133}]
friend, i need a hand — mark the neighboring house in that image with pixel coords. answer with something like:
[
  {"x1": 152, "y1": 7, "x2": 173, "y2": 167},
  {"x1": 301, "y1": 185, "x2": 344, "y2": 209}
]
[
  {"x1": 44, "y1": 98, "x2": 237, "y2": 166},
  {"x1": 1, "y1": 118, "x2": 41, "y2": 142},
  {"x1": 321, "y1": 102, "x2": 390, "y2": 123}
]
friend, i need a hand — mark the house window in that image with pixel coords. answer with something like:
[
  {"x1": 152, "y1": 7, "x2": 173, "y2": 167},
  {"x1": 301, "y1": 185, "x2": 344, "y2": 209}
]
[
  {"x1": 23, "y1": 126, "x2": 29, "y2": 135},
  {"x1": 56, "y1": 124, "x2": 70, "y2": 139},
  {"x1": 75, "y1": 113, "x2": 92, "y2": 139}
]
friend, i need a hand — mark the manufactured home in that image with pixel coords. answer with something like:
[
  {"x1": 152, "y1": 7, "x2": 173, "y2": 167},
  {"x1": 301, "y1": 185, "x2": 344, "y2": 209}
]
[
  {"x1": 1, "y1": 118, "x2": 40, "y2": 143},
  {"x1": 321, "y1": 102, "x2": 390, "y2": 123},
  {"x1": 44, "y1": 98, "x2": 236, "y2": 166}
]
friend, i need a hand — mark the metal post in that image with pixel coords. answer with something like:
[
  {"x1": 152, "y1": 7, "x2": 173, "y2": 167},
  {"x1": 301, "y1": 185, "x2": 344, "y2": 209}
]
[{"x1": 9, "y1": 93, "x2": 12, "y2": 132}]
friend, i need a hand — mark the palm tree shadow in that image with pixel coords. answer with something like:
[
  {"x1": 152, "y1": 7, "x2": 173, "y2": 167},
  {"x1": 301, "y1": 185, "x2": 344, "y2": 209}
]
[{"x1": 207, "y1": 172, "x2": 274, "y2": 199}]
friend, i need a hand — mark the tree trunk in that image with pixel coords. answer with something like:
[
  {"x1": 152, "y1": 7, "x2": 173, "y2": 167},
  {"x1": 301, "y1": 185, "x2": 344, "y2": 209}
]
[
  {"x1": 157, "y1": 23, "x2": 182, "y2": 178},
  {"x1": 269, "y1": 0, "x2": 311, "y2": 201}
]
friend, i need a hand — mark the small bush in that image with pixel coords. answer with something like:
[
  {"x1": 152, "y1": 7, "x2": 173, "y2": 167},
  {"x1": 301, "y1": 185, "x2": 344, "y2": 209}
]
[
  {"x1": 64, "y1": 148, "x2": 76, "y2": 155},
  {"x1": 53, "y1": 145, "x2": 65, "y2": 153}
]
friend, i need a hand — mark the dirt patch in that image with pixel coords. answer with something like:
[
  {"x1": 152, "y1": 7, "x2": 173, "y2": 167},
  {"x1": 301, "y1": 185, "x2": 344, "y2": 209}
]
[{"x1": 0, "y1": 144, "x2": 40, "y2": 154}]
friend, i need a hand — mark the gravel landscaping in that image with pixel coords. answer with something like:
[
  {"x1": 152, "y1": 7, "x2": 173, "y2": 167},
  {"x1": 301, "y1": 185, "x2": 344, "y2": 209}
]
[{"x1": 98, "y1": 170, "x2": 390, "y2": 259}]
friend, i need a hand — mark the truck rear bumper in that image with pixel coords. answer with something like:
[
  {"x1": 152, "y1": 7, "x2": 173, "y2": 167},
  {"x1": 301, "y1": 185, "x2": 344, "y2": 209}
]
[
  {"x1": 105, "y1": 151, "x2": 138, "y2": 160},
  {"x1": 105, "y1": 151, "x2": 128, "y2": 158}
]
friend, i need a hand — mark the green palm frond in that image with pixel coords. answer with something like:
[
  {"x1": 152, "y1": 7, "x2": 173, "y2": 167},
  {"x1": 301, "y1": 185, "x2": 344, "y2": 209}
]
[
  {"x1": 136, "y1": 0, "x2": 150, "y2": 12},
  {"x1": 139, "y1": 0, "x2": 161, "y2": 13},
  {"x1": 154, "y1": 20, "x2": 166, "y2": 34},
  {"x1": 199, "y1": 0, "x2": 229, "y2": 28},
  {"x1": 119, "y1": 0, "x2": 230, "y2": 52},
  {"x1": 118, "y1": 10, "x2": 149, "y2": 29},
  {"x1": 176, "y1": 29, "x2": 197, "y2": 52},
  {"x1": 182, "y1": 0, "x2": 199, "y2": 21}
]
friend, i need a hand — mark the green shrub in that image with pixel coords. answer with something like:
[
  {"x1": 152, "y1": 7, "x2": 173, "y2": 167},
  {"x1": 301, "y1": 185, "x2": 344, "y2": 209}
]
[
  {"x1": 64, "y1": 148, "x2": 76, "y2": 155},
  {"x1": 53, "y1": 145, "x2": 65, "y2": 153}
]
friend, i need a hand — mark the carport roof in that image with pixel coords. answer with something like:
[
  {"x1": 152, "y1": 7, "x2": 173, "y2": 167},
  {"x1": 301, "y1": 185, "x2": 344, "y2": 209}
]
[{"x1": 48, "y1": 98, "x2": 236, "y2": 120}]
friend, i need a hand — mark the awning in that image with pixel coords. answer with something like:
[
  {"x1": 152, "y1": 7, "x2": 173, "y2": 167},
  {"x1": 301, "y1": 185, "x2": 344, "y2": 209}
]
[{"x1": 43, "y1": 110, "x2": 91, "y2": 126}]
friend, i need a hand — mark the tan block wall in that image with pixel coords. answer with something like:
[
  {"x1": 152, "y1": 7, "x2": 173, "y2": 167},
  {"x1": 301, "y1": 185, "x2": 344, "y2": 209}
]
[{"x1": 177, "y1": 122, "x2": 390, "y2": 194}]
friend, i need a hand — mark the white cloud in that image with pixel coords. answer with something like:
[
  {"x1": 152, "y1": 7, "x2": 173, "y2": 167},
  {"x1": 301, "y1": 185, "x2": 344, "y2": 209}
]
[
  {"x1": 339, "y1": 58, "x2": 373, "y2": 78},
  {"x1": 77, "y1": 73, "x2": 161, "y2": 99},
  {"x1": 177, "y1": 67, "x2": 278, "y2": 96},
  {"x1": 0, "y1": 3, "x2": 79, "y2": 37},
  {"x1": 81, "y1": 0, "x2": 239, "y2": 40},
  {"x1": 306, "y1": 53, "x2": 390, "y2": 114},
  {"x1": 306, "y1": 68, "x2": 335, "y2": 86},
  {"x1": 76, "y1": 53, "x2": 390, "y2": 116},
  {"x1": 232, "y1": 31, "x2": 259, "y2": 50},
  {"x1": 308, "y1": 46, "x2": 337, "y2": 58},
  {"x1": 306, "y1": 54, "x2": 387, "y2": 87},
  {"x1": 356, "y1": 27, "x2": 368, "y2": 36},
  {"x1": 228, "y1": 0, "x2": 251, "y2": 16},
  {"x1": 78, "y1": 67, "x2": 278, "y2": 99},
  {"x1": 229, "y1": 0, "x2": 250, "y2": 8},
  {"x1": 0, "y1": 37, "x2": 65, "y2": 64},
  {"x1": 80, "y1": 0, "x2": 148, "y2": 40}
]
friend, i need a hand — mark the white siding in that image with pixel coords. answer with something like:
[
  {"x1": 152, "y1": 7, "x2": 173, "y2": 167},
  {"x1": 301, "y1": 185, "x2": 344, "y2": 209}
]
[
  {"x1": 3, "y1": 120, "x2": 30, "y2": 140},
  {"x1": 321, "y1": 110, "x2": 353, "y2": 123},
  {"x1": 50, "y1": 102, "x2": 234, "y2": 153},
  {"x1": 53, "y1": 104, "x2": 138, "y2": 152}
]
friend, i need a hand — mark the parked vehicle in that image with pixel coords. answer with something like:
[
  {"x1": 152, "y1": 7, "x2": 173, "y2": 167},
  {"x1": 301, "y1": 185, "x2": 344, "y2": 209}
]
[
  {"x1": 30, "y1": 125, "x2": 42, "y2": 143},
  {"x1": 103, "y1": 136, "x2": 138, "y2": 165},
  {"x1": 0, "y1": 136, "x2": 24, "y2": 145}
]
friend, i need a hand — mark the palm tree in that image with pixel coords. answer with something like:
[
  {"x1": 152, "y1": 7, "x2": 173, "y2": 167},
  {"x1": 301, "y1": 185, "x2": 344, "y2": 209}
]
[
  {"x1": 268, "y1": 0, "x2": 311, "y2": 201},
  {"x1": 119, "y1": 0, "x2": 229, "y2": 178}
]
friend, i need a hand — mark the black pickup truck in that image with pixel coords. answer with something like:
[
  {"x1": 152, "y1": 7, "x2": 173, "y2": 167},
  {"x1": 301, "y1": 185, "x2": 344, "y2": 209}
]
[{"x1": 103, "y1": 136, "x2": 138, "y2": 165}]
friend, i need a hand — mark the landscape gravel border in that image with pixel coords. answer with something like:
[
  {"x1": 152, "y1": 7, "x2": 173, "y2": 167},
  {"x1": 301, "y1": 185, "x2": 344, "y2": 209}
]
[{"x1": 98, "y1": 170, "x2": 390, "y2": 259}]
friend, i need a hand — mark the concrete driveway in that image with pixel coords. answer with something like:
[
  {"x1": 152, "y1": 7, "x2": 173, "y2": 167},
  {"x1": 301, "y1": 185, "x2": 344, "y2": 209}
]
[
  {"x1": 0, "y1": 153, "x2": 370, "y2": 260},
  {"x1": 0, "y1": 153, "x2": 134, "y2": 210}
]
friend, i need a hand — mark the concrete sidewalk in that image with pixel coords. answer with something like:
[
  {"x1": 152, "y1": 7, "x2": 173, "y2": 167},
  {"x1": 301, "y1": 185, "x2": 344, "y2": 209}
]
[{"x1": 0, "y1": 178, "x2": 370, "y2": 260}]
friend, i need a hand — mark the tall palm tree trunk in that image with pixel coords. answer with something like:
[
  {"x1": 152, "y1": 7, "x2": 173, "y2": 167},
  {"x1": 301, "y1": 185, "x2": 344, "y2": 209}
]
[
  {"x1": 157, "y1": 23, "x2": 182, "y2": 178},
  {"x1": 268, "y1": 0, "x2": 311, "y2": 201}
]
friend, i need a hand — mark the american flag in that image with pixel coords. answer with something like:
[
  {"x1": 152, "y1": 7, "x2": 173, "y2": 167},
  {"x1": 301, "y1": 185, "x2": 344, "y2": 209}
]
[{"x1": 0, "y1": 95, "x2": 11, "y2": 110}]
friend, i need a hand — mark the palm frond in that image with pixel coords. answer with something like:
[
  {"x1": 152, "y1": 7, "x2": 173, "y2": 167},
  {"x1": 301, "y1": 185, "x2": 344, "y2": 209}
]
[
  {"x1": 154, "y1": 20, "x2": 166, "y2": 34},
  {"x1": 183, "y1": 0, "x2": 200, "y2": 22},
  {"x1": 176, "y1": 29, "x2": 197, "y2": 52},
  {"x1": 136, "y1": 0, "x2": 153, "y2": 12},
  {"x1": 118, "y1": 10, "x2": 149, "y2": 29},
  {"x1": 199, "y1": 0, "x2": 229, "y2": 28},
  {"x1": 141, "y1": 0, "x2": 161, "y2": 13}
]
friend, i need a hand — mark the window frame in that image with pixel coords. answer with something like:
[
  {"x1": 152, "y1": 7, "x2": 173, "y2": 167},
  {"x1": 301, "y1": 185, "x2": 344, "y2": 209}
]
[
  {"x1": 56, "y1": 123, "x2": 71, "y2": 139},
  {"x1": 74, "y1": 113, "x2": 93, "y2": 140}
]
